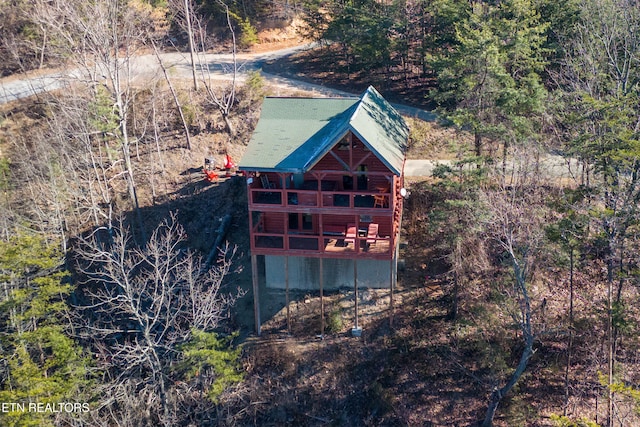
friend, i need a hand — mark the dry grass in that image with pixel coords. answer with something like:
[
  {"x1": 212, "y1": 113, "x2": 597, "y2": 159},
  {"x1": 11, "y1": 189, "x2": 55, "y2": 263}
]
[{"x1": 405, "y1": 118, "x2": 473, "y2": 160}]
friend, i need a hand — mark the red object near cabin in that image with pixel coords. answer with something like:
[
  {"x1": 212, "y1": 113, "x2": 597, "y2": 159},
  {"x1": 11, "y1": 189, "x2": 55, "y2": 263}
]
[
  {"x1": 204, "y1": 169, "x2": 218, "y2": 181},
  {"x1": 224, "y1": 154, "x2": 236, "y2": 170}
]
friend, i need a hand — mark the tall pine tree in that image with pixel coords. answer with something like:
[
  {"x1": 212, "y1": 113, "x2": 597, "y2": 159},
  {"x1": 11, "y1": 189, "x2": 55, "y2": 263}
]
[
  {"x1": 0, "y1": 233, "x2": 92, "y2": 427},
  {"x1": 430, "y1": 0, "x2": 549, "y2": 162}
]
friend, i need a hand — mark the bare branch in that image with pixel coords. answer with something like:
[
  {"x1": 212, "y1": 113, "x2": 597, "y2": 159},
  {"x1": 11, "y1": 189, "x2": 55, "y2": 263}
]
[{"x1": 76, "y1": 213, "x2": 242, "y2": 425}]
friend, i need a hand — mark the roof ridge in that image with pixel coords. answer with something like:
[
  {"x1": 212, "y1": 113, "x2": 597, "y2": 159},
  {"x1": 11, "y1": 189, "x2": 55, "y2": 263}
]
[
  {"x1": 264, "y1": 95, "x2": 359, "y2": 100},
  {"x1": 349, "y1": 85, "x2": 375, "y2": 123}
]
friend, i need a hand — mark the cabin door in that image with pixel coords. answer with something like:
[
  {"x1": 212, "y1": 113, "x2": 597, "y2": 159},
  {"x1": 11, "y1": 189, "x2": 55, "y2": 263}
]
[{"x1": 289, "y1": 213, "x2": 315, "y2": 233}]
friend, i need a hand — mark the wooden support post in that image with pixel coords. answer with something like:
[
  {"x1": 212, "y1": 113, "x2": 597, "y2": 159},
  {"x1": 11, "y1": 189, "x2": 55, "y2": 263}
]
[
  {"x1": 251, "y1": 254, "x2": 261, "y2": 336},
  {"x1": 285, "y1": 256, "x2": 290, "y2": 334},
  {"x1": 389, "y1": 258, "x2": 394, "y2": 328},
  {"x1": 354, "y1": 259, "x2": 359, "y2": 330},
  {"x1": 391, "y1": 213, "x2": 401, "y2": 329},
  {"x1": 320, "y1": 257, "x2": 324, "y2": 337}
]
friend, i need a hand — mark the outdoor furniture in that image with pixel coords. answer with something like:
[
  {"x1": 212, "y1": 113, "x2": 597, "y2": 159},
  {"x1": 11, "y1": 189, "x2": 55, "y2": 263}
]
[
  {"x1": 373, "y1": 185, "x2": 390, "y2": 208},
  {"x1": 260, "y1": 174, "x2": 276, "y2": 189},
  {"x1": 366, "y1": 223, "x2": 379, "y2": 246},
  {"x1": 345, "y1": 223, "x2": 357, "y2": 245},
  {"x1": 323, "y1": 225, "x2": 346, "y2": 236}
]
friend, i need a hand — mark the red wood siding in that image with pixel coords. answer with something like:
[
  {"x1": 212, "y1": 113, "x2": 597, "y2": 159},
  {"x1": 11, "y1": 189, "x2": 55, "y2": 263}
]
[
  {"x1": 263, "y1": 213, "x2": 285, "y2": 234},
  {"x1": 309, "y1": 132, "x2": 394, "y2": 176},
  {"x1": 313, "y1": 152, "x2": 344, "y2": 171},
  {"x1": 321, "y1": 214, "x2": 354, "y2": 229}
]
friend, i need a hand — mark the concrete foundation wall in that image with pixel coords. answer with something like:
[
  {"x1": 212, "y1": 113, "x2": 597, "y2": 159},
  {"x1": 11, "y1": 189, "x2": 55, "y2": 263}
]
[{"x1": 265, "y1": 255, "x2": 393, "y2": 290}]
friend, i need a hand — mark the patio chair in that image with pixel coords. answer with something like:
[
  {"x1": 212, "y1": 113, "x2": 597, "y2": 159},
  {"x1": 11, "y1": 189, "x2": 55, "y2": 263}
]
[
  {"x1": 366, "y1": 223, "x2": 379, "y2": 246},
  {"x1": 373, "y1": 185, "x2": 390, "y2": 208},
  {"x1": 345, "y1": 223, "x2": 357, "y2": 245}
]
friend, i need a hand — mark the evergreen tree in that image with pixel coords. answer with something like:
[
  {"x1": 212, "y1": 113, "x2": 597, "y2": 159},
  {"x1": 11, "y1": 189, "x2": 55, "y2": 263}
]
[
  {"x1": 324, "y1": 0, "x2": 394, "y2": 72},
  {"x1": 177, "y1": 329, "x2": 244, "y2": 403},
  {"x1": 430, "y1": 0, "x2": 549, "y2": 160},
  {"x1": 0, "y1": 233, "x2": 92, "y2": 427}
]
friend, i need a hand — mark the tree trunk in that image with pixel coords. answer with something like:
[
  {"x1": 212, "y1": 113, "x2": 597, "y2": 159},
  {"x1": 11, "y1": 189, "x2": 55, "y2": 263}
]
[
  {"x1": 120, "y1": 121, "x2": 145, "y2": 234},
  {"x1": 563, "y1": 248, "x2": 575, "y2": 416},
  {"x1": 482, "y1": 262, "x2": 534, "y2": 426},
  {"x1": 38, "y1": 26, "x2": 47, "y2": 69},
  {"x1": 502, "y1": 140, "x2": 508, "y2": 176},
  {"x1": 184, "y1": 0, "x2": 199, "y2": 91},
  {"x1": 152, "y1": 41, "x2": 192, "y2": 150},
  {"x1": 482, "y1": 338, "x2": 534, "y2": 426},
  {"x1": 151, "y1": 91, "x2": 166, "y2": 174},
  {"x1": 607, "y1": 256, "x2": 614, "y2": 427},
  {"x1": 475, "y1": 132, "x2": 482, "y2": 158},
  {"x1": 223, "y1": 113, "x2": 234, "y2": 136},
  {"x1": 155, "y1": 355, "x2": 170, "y2": 426}
]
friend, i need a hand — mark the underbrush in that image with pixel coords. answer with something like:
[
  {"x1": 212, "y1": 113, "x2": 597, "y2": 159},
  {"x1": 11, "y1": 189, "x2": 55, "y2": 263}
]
[{"x1": 215, "y1": 177, "x2": 640, "y2": 426}]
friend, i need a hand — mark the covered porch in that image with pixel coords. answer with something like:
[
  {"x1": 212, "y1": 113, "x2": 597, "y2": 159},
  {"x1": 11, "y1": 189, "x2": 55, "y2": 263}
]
[
  {"x1": 250, "y1": 215, "x2": 394, "y2": 259},
  {"x1": 247, "y1": 171, "x2": 399, "y2": 212}
]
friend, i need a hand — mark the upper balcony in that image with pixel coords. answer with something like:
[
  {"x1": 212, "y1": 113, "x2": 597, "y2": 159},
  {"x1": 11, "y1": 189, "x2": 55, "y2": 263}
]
[{"x1": 248, "y1": 176, "x2": 396, "y2": 212}]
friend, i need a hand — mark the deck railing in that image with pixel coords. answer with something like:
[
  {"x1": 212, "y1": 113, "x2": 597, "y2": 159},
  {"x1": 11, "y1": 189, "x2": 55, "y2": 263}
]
[
  {"x1": 249, "y1": 188, "x2": 392, "y2": 210},
  {"x1": 252, "y1": 231, "x2": 392, "y2": 257}
]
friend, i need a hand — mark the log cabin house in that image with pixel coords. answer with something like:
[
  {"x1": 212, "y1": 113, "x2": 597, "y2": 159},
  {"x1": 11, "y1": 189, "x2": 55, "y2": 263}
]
[{"x1": 239, "y1": 86, "x2": 409, "y2": 334}]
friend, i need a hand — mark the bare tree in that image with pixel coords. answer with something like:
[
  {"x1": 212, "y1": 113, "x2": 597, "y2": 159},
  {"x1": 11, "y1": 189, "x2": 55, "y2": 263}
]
[
  {"x1": 151, "y1": 40, "x2": 193, "y2": 151},
  {"x1": 480, "y1": 150, "x2": 548, "y2": 426},
  {"x1": 168, "y1": 0, "x2": 200, "y2": 90},
  {"x1": 44, "y1": 92, "x2": 122, "y2": 242},
  {"x1": 76, "y1": 214, "x2": 243, "y2": 426},
  {"x1": 50, "y1": 95, "x2": 116, "y2": 233},
  {"x1": 31, "y1": 0, "x2": 169, "y2": 239},
  {"x1": 3, "y1": 93, "x2": 118, "y2": 249},
  {"x1": 200, "y1": 0, "x2": 238, "y2": 136},
  {"x1": 166, "y1": 0, "x2": 241, "y2": 136}
]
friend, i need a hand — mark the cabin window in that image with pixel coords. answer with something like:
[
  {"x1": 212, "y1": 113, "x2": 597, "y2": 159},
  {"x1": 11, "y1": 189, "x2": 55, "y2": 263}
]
[
  {"x1": 357, "y1": 165, "x2": 368, "y2": 191},
  {"x1": 288, "y1": 213, "x2": 314, "y2": 232},
  {"x1": 288, "y1": 213, "x2": 298, "y2": 230},
  {"x1": 343, "y1": 175, "x2": 353, "y2": 190},
  {"x1": 302, "y1": 214, "x2": 313, "y2": 230},
  {"x1": 360, "y1": 215, "x2": 372, "y2": 223}
]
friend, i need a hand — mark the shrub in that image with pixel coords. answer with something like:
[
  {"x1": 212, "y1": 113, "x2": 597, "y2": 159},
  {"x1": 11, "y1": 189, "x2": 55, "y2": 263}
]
[{"x1": 326, "y1": 307, "x2": 344, "y2": 333}]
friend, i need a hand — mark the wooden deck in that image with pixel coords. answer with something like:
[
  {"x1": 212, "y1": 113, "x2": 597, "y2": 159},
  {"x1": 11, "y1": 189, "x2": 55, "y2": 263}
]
[
  {"x1": 253, "y1": 233, "x2": 392, "y2": 258},
  {"x1": 323, "y1": 237, "x2": 391, "y2": 255},
  {"x1": 247, "y1": 172, "x2": 401, "y2": 260}
]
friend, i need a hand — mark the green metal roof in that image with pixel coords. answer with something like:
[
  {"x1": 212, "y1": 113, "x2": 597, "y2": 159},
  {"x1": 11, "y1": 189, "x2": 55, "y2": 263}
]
[{"x1": 239, "y1": 86, "x2": 408, "y2": 175}]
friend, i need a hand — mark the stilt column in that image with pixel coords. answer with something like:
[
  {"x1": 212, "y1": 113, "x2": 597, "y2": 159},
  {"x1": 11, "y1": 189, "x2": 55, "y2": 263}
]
[{"x1": 251, "y1": 254, "x2": 261, "y2": 336}]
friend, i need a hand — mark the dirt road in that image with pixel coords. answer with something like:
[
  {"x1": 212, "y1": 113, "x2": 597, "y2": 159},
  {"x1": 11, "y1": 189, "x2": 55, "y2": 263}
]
[
  {"x1": 0, "y1": 43, "x2": 437, "y2": 123},
  {"x1": 0, "y1": 43, "x2": 345, "y2": 103}
]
